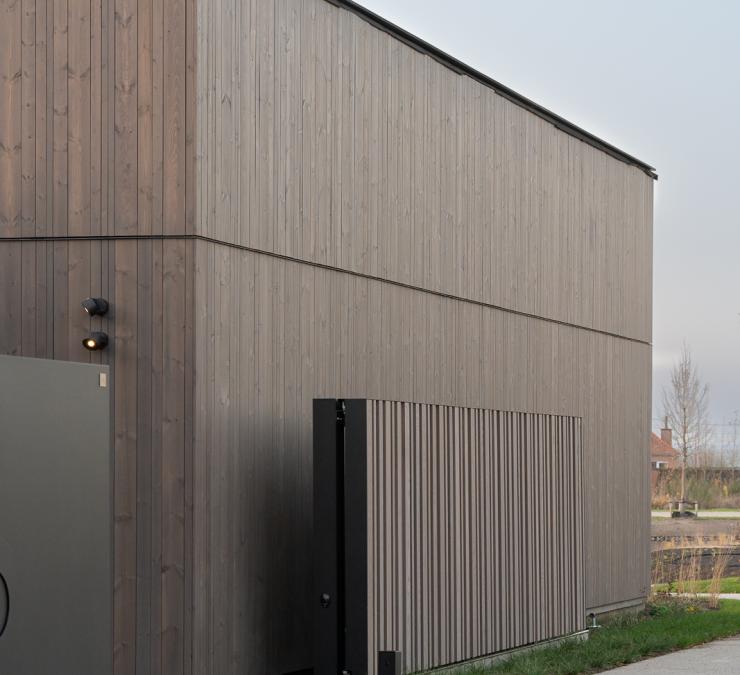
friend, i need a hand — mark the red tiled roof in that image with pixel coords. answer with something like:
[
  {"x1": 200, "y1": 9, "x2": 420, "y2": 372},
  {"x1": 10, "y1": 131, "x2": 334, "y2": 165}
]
[{"x1": 651, "y1": 433, "x2": 679, "y2": 460}]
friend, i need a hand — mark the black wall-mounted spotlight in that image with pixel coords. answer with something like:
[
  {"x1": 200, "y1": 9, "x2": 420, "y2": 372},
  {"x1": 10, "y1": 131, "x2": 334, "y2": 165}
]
[
  {"x1": 81, "y1": 297, "x2": 109, "y2": 316},
  {"x1": 82, "y1": 332, "x2": 109, "y2": 351}
]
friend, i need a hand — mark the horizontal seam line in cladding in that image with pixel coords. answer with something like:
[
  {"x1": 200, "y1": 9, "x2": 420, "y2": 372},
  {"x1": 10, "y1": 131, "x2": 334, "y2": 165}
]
[{"x1": 3, "y1": 233, "x2": 653, "y2": 347}]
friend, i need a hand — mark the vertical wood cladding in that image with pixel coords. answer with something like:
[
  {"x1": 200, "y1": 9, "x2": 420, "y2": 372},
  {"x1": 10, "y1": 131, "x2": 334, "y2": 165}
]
[
  {"x1": 0, "y1": 2, "x2": 195, "y2": 674},
  {"x1": 195, "y1": 0, "x2": 654, "y2": 343},
  {"x1": 192, "y1": 242, "x2": 651, "y2": 673},
  {"x1": 0, "y1": 237, "x2": 194, "y2": 675},
  {"x1": 0, "y1": 0, "x2": 653, "y2": 673},
  {"x1": 0, "y1": 0, "x2": 195, "y2": 239}
]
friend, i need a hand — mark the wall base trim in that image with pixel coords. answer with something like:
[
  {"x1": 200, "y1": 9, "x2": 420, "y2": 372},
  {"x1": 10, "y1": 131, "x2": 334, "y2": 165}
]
[{"x1": 588, "y1": 596, "x2": 647, "y2": 615}]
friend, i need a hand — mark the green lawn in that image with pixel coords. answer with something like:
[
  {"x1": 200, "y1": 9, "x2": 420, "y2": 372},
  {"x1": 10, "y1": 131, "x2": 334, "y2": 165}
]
[
  {"x1": 652, "y1": 577, "x2": 740, "y2": 594},
  {"x1": 445, "y1": 599, "x2": 740, "y2": 675}
]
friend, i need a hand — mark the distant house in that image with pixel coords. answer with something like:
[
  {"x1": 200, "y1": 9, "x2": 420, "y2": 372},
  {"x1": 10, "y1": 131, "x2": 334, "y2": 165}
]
[{"x1": 652, "y1": 426, "x2": 679, "y2": 469}]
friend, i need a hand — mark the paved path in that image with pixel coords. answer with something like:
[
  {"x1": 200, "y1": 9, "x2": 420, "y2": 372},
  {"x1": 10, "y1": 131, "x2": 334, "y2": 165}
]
[
  {"x1": 652, "y1": 510, "x2": 740, "y2": 519},
  {"x1": 607, "y1": 635, "x2": 740, "y2": 673}
]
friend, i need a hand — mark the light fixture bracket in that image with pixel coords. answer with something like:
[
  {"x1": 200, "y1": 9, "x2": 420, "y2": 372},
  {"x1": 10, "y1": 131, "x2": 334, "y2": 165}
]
[
  {"x1": 81, "y1": 297, "x2": 109, "y2": 316},
  {"x1": 82, "y1": 331, "x2": 109, "y2": 351}
]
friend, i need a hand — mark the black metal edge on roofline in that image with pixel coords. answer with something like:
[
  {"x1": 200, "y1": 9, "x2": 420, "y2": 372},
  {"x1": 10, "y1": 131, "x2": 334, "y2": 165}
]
[{"x1": 326, "y1": 0, "x2": 658, "y2": 180}]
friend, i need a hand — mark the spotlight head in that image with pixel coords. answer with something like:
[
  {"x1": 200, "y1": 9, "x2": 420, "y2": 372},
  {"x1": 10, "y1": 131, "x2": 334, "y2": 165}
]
[
  {"x1": 82, "y1": 331, "x2": 109, "y2": 351},
  {"x1": 81, "y1": 297, "x2": 109, "y2": 316}
]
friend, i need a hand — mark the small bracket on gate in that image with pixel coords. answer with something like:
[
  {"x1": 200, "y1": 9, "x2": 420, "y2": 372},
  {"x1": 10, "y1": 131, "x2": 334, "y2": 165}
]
[
  {"x1": 378, "y1": 651, "x2": 402, "y2": 675},
  {"x1": 336, "y1": 399, "x2": 346, "y2": 426}
]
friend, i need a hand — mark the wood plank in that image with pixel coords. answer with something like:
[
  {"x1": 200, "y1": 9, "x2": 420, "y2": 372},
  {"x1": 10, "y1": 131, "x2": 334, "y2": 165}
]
[
  {"x1": 161, "y1": 239, "x2": 186, "y2": 675},
  {"x1": 152, "y1": 0, "x2": 164, "y2": 234},
  {"x1": 163, "y1": 0, "x2": 185, "y2": 234},
  {"x1": 66, "y1": 239, "x2": 90, "y2": 363},
  {"x1": 33, "y1": 0, "x2": 48, "y2": 235},
  {"x1": 102, "y1": 0, "x2": 113, "y2": 235},
  {"x1": 113, "y1": 240, "x2": 137, "y2": 675},
  {"x1": 20, "y1": 0, "x2": 36, "y2": 233},
  {"x1": 90, "y1": 0, "x2": 103, "y2": 236},
  {"x1": 20, "y1": 241, "x2": 36, "y2": 354},
  {"x1": 150, "y1": 238, "x2": 164, "y2": 675},
  {"x1": 185, "y1": 0, "x2": 196, "y2": 236},
  {"x1": 211, "y1": 242, "x2": 230, "y2": 675},
  {"x1": 255, "y1": 0, "x2": 275, "y2": 252},
  {"x1": 114, "y1": 0, "x2": 137, "y2": 234},
  {"x1": 52, "y1": 240, "x2": 68, "y2": 358},
  {"x1": 0, "y1": 242, "x2": 22, "y2": 353},
  {"x1": 182, "y1": 239, "x2": 195, "y2": 675},
  {"x1": 68, "y1": 0, "x2": 91, "y2": 235},
  {"x1": 136, "y1": 239, "x2": 153, "y2": 675},
  {"x1": 0, "y1": 0, "x2": 22, "y2": 237},
  {"x1": 193, "y1": 241, "x2": 208, "y2": 673},
  {"x1": 52, "y1": 1, "x2": 68, "y2": 237},
  {"x1": 137, "y1": 0, "x2": 153, "y2": 236}
]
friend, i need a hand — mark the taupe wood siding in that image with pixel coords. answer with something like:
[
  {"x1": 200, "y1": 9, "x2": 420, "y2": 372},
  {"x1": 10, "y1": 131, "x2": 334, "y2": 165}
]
[
  {"x1": 195, "y1": 0, "x2": 653, "y2": 343},
  {"x1": 0, "y1": 239, "x2": 194, "y2": 675},
  {"x1": 193, "y1": 240, "x2": 650, "y2": 673},
  {"x1": 361, "y1": 402, "x2": 584, "y2": 673},
  {"x1": 0, "y1": 0, "x2": 195, "y2": 238},
  {"x1": 0, "y1": 4, "x2": 196, "y2": 671},
  {"x1": 1, "y1": 0, "x2": 654, "y2": 673}
]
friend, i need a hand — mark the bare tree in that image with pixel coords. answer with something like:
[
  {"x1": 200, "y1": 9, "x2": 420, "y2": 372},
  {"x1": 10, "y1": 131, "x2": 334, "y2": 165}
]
[{"x1": 662, "y1": 343, "x2": 711, "y2": 500}]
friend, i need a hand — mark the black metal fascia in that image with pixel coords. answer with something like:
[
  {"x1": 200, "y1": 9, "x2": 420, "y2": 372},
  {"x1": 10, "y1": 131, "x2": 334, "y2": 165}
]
[{"x1": 327, "y1": 0, "x2": 658, "y2": 180}]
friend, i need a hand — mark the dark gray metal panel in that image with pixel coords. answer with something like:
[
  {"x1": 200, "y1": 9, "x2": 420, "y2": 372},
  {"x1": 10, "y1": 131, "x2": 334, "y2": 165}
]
[{"x1": 0, "y1": 355, "x2": 112, "y2": 675}]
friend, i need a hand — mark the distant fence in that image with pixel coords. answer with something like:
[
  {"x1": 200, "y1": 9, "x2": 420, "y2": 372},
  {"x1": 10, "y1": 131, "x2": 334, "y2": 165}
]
[
  {"x1": 652, "y1": 547, "x2": 740, "y2": 583},
  {"x1": 314, "y1": 399, "x2": 585, "y2": 675}
]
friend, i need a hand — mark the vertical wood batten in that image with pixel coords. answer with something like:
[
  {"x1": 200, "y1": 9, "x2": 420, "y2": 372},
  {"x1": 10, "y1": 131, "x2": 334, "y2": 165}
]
[
  {"x1": 163, "y1": 0, "x2": 186, "y2": 235},
  {"x1": 114, "y1": 240, "x2": 138, "y2": 675},
  {"x1": 162, "y1": 238, "x2": 186, "y2": 675},
  {"x1": 67, "y1": 0, "x2": 91, "y2": 235},
  {"x1": 0, "y1": 0, "x2": 22, "y2": 237},
  {"x1": 114, "y1": 0, "x2": 137, "y2": 235},
  {"x1": 357, "y1": 402, "x2": 585, "y2": 673},
  {"x1": 20, "y1": 0, "x2": 36, "y2": 234}
]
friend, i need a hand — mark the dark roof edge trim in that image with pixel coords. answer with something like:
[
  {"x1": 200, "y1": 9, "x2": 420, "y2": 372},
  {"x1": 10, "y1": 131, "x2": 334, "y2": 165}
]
[{"x1": 327, "y1": 0, "x2": 658, "y2": 180}]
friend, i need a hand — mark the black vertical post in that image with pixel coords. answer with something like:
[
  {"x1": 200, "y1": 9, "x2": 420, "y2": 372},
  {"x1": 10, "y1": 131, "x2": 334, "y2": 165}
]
[
  {"x1": 314, "y1": 399, "x2": 370, "y2": 675},
  {"x1": 313, "y1": 399, "x2": 343, "y2": 674},
  {"x1": 343, "y1": 400, "x2": 369, "y2": 674}
]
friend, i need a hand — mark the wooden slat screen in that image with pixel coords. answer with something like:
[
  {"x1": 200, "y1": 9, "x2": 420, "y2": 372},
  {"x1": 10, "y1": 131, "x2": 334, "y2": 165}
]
[{"x1": 341, "y1": 400, "x2": 584, "y2": 673}]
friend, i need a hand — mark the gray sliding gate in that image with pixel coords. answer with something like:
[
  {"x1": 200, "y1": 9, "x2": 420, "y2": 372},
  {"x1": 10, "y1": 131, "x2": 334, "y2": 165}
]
[
  {"x1": 0, "y1": 356, "x2": 112, "y2": 675},
  {"x1": 314, "y1": 399, "x2": 585, "y2": 675}
]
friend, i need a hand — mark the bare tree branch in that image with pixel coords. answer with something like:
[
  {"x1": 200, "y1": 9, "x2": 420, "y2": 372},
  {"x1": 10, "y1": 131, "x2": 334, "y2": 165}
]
[{"x1": 662, "y1": 342, "x2": 711, "y2": 499}]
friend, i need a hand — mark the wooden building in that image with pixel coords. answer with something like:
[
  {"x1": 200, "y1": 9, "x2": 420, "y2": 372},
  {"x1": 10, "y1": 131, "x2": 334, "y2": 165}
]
[{"x1": 0, "y1": 0, "x2": 655, "y2": 673}]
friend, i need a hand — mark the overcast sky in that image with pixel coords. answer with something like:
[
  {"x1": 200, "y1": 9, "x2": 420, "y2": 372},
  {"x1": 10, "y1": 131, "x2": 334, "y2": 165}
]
[{"x1": 361, "y1": 0, "x2": 740, "y2": 433}]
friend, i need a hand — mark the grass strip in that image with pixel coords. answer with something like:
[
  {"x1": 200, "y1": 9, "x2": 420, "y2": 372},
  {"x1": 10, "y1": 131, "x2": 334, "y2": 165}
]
[{"x1": 443, "y1": 598, "x2": 740, "y2": 675}]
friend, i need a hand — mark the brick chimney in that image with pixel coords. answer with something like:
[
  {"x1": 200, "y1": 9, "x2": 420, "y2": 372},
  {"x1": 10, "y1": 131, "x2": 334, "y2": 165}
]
[{"x1": 660, "y1": 416, "x2": 672, "y2": 447}]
